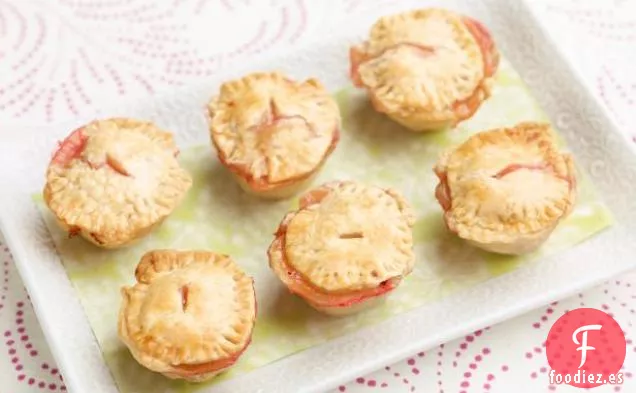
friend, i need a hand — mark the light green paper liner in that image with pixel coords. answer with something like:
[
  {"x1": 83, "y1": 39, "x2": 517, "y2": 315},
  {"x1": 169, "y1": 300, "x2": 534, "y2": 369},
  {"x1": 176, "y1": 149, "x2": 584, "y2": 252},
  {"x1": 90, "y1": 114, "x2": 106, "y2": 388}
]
[{"x1": 34, "y1": 58, "x2": 613, "y2": 393}]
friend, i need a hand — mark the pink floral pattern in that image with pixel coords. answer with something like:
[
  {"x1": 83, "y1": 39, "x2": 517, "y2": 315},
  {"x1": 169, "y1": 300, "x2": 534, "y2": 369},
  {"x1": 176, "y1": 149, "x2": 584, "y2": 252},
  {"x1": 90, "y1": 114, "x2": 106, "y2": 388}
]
[
  {"x1": 0, "y1": 0, "x2": 320, "y2": 123},
  {"x1": 336, "y1": 287, "x2": 635, "y2": 392},
  {"x1": 0, "y1": 242, "x2": 66, "y2": 391},
  {"x1": 0, "y1": 0, "x2": 635, "y2": 392}
]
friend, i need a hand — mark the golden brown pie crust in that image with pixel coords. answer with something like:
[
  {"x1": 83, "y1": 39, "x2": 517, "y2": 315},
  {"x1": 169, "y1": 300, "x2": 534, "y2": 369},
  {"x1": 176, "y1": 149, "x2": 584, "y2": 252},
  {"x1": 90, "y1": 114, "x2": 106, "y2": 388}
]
[
  {"x1": 433, "y1": 122, "x2": 577, "y2": 254},
  {"x1": 208, "y1": 72, "x2": 340, "y2": 199},
  {"x1": 43, "y1": 118, "x2": 192, "y2": 248},
  {"x1": 118, "y1": 250, "x2": 256, "y2": 382},
  {"x1": 349, "y1": 8, "x2": 499, "y2": 131},
  {"x1": 268, "y1": 181, "x2": 415, "y2": 315}
]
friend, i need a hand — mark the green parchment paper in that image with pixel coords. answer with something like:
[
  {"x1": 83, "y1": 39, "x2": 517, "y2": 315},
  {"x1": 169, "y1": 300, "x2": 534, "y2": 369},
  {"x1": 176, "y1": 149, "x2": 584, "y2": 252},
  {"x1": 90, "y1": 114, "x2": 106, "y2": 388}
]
[{"x1": 36, "y1": 58, "x2": 613, "y2": 393}]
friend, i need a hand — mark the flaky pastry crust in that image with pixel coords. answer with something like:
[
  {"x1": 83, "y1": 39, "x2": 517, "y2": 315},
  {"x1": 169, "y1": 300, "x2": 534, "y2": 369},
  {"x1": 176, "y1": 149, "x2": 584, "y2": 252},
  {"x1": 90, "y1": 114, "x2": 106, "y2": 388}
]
[
  {"x1": 208, "y1": 72, "x2": 340, "y2": 199},
  {"x1": 43, "y1": 118, "x2": 192, "y2": 248},
  {"x1": 118, "y1": 250, "x2": 256, "y2": 382},
  {"x1": 268, "y1": 181, "x2": 415, "y2": 315},
  {"x1": 349, "y1": 8, "x2": 499, "y2": 131},
  {"x1": 433, "y1": 122, "x2": 577, "y2": 255}
]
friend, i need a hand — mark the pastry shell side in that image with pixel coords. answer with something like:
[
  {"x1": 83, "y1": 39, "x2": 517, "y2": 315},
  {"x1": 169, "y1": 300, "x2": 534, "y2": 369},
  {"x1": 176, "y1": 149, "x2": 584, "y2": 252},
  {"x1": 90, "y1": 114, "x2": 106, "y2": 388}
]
[
  {"x1": 208, "y1": 72, "x2": 340, "y2": 199},
  {"x1": 349, "y1": 8, "x2": 500, "y2": 131},
  {"x1": 268, "y1": 181, "x2": 415, "y2": 315},
  {"x1": 433, "y1": 122, "x2": 577, "y2": 255},
  {"x1": 117, "y1": 250, "x2": 256, "y2": 382},
  {"x1": 43, "y1": 118, "x2": 192, "y2": 248}
]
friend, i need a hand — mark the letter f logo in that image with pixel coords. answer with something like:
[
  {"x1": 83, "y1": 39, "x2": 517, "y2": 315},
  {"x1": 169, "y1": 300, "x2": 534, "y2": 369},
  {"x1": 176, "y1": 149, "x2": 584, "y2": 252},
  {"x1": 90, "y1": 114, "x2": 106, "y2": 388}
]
[{"x1": 572, "y1": 324, "x2": 602, "y2": 368}]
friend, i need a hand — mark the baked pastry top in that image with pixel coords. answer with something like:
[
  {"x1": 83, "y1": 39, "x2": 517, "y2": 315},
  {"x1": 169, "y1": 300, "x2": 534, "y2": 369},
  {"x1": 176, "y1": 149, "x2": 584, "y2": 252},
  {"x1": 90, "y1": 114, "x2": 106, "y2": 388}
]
[
  {"x1": 43, "y1": 118, "x2": 192, "y2": 248},
  {"x1": 434, "y1": 122, "x2": 577, "y2": 253},
  {"x1": 269, "y1": 181, "x2": 415, "y2": 300},
  {"x1": 350, "y1": 8, "x2": 499, "y2": 130},
  {"x1": 118, "y1": 250, "x2": 256, "y2": 380},
  {"x1": 208, "y1": 72, "x2": 340, "y2": 191}
]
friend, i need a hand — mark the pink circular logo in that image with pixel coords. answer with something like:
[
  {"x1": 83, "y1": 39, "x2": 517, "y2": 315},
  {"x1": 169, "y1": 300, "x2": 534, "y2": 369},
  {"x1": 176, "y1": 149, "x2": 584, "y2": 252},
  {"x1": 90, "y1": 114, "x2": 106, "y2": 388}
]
[{"x1": 546, "y1": 308, "x2": 626, "y2": 388}]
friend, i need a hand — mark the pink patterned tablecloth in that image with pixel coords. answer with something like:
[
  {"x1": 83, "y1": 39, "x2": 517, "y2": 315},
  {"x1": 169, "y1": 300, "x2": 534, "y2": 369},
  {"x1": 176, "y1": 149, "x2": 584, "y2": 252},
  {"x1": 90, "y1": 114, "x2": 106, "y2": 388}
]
[{"x1": 0, "y1": 1, "x2": 635, "y2": 392}]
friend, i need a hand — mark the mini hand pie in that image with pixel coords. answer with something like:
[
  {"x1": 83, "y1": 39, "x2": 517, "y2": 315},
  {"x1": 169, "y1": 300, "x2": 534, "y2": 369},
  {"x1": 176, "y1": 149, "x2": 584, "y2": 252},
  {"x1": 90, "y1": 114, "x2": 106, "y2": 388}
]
[
  {"x1": 349, "y1": 8, "x2": 499, "y2": 131},
  {"x1": 118, "y1": 250, "x2": 256, "y2": 382},
  {"x1": 43, "y1": 118, "x2": 192, "y2": 248},
  {"x1": 208, "y1": 72, "x2": 340, "y2": 199},
  {"x1": 268, "y1": 181, "x2": 415, "y2": 316},
  {"x1": 434, "y1": 122, "x2": 577, "y2": 255}
]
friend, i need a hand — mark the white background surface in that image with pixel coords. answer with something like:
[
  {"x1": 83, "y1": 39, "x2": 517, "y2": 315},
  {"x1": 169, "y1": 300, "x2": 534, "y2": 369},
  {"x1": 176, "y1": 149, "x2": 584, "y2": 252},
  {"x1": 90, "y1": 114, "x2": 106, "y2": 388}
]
[{"x1": 0, "y1": 0, "x2": 635, "y2": 392}]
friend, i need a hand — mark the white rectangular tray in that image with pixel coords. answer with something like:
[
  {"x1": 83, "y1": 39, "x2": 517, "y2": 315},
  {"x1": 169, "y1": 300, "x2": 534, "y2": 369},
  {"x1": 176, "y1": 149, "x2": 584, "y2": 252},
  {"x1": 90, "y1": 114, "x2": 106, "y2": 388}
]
[{"x1": 2, "y1": 0, "x2": 636, "y2": 392}]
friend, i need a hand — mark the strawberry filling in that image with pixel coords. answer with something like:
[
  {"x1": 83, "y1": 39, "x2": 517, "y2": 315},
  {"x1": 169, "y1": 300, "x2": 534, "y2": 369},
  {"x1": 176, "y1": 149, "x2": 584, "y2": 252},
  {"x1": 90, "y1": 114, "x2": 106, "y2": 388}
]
[
  {"x1": 349, "y1": 46, "x2": 368, "y2": 88},
  {"x1": 298, "y1": 183, "x2": 337, "y2": 208},
  {"x1": 451, "y1": 83, "x2": 488, "y2": 122},
  {"x1": 67, "y1": 226, "x2": 82, "y2": 239},
  {"x1": 493, "y1": 163, "x2": 547, "y2": 179},
  {"x1": 51, "y1": 127, "x2": 88, "y2": 167},
  {"x1": 269, "y1": 185, "x2": 398, "y2": 309},
  {"x1": 450, "y1": 16, "x2": 500, "y2": 122},
  {"x1": 493, "y1": 163, "x2": 575, "y2": 191},
  {"x1": 50, "y1": 127, "x2": 131, "y2": 177},
  {"x1": 461, "y1": 16, "x2": 499, "y2": 79},
  {"x1": 216, "y1": 100, "x2": 340, "y2": 191},
  {"x1": 433, "y1": 168, "x2": 452, "y2": 212},
  {"x1": 272, "y1": 236, "x2": 396, "y2": 308}
]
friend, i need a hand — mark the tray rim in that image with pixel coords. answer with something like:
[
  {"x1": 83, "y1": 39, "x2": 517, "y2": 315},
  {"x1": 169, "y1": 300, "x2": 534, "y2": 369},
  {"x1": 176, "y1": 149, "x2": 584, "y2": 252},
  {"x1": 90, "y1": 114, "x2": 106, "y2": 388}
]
[{"x1": 1, "y1": 1, "x2": 636, "y2": 392}]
